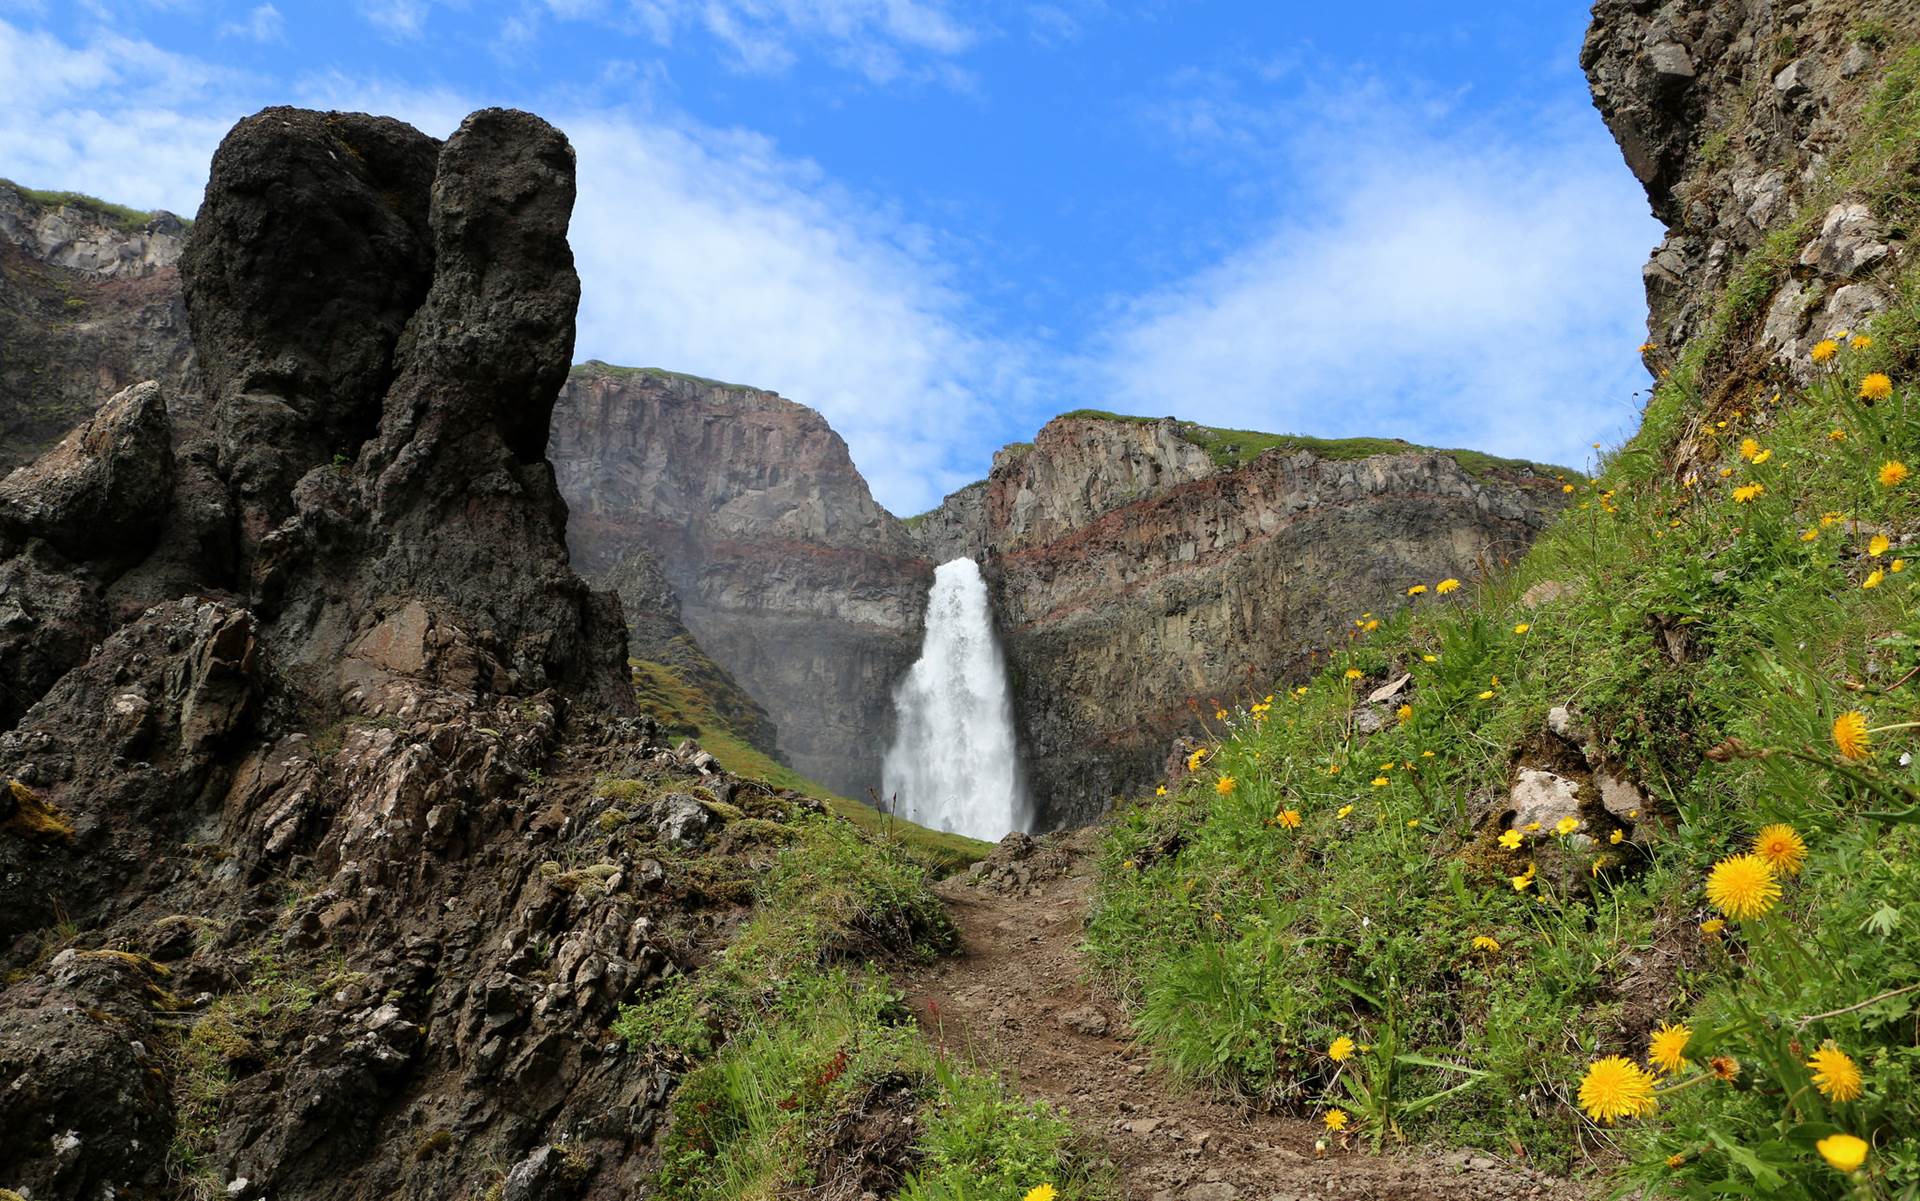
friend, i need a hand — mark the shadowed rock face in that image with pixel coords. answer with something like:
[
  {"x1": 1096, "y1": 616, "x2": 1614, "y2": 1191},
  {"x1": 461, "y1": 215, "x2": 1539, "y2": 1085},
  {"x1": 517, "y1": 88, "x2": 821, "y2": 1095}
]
[
  {"x1": 0, "y1": 181, "x2": 194, "y2": 470},
  {"x1": 552, "y1": 365, "x2": 928, "y2": 799}
]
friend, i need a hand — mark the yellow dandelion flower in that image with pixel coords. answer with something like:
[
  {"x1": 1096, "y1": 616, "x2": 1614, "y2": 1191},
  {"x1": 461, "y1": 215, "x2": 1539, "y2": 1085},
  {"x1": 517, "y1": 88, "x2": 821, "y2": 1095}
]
[
  {"x1": 1555, "y1": 816, "x2": 1580, "y2": 836},
  {"x1": 1214, "y1": 707, "x2": 1228, "y2": 720},
  {"x1": 1752, "y1": 449, "x2": 1772, "y2": 464},
  {"x1": 1880, "y1": 460, "x2": 1909, "y2": 487},
  {"x1": 1323, "y1": 1108, "x2": 1349, "y2": 1132},
  {"x1": 1498, "y1": 829, "x2": 1524, "y2": 850},
  {"x1": 1156, "y1": 785, "x2": 1168, "y2": 797},
  {"x1": 1278, "y1": 808, "x2": 1302, "y2": 829},
  {"x1": 1510, "y1": 868, "x2": 1535, "y2": 892},
  {"x1": 1869, "y1": 533, "x2": 1891, "y2": 557},
  {"x1": 1609, "y1": 829, "x2": 1625, "y2": 845},
  {"x1": 1344, "y1": 668, "x2": 1364, "y2": 680},
  {"x1": 1328, "y1": 1035, "x2": 1355, "y2": 1062},
  {"x1": 1739, "y1": 437, "x2": 1760, "y2": 461},
  {"x1": 1436, "y1": 578, "x2": 1460, "y2": 594},
  {"x1": 1396, "y1": 704, "x2": 1413, "y2": 723},
  {"x1": 1513, "y1": 622, "x2": 1531, "y2": 634},
  {"x1": 1648, "y1": 1022, "x2": 1692, "y2": 1075},
  {"x1": 1371, "y1": 776, "x2": 1390, "y2": 788},
  {"x1": 1830, "y1": 428, "x2": 1848, "y2": 441},
  {"x1": 1407, "y1": 583, "x2": 1428, "y2": 595},
  {"x1": 1752, "y1": 824, "x2": 1807, "y2": 875},
  {"x1": 1023, "y1": 1187, "x2": 1059, "y2": 1201},
  {"x1": 1864, "y1": 569, "x2": 1884, "y2": 589},
  {"x1": 1732, "y1": 483, "x2": 1764, "y2": 503},
  {"x1": 1336, "y1": 804, "x2": 1353, "y2": 819},
  {"x1": 1478, "y1": 689, "x2": 1495, "y2": 700},
  {"x1": 1562, "y1": 482, "x2": 1576, "y2": 493},
  {"x1": 1807, "y1": 1042, "x2": 1863, "y2": 1103},
  {"x1": 1850, "y1": 334, "x2": 1873, "y2": 350},
  {"x1": 1817, "y1": 1133, "x2": 1869, "y2": 1174},
  {"x1": 1698, "y1": 918, "x2": 1725, "y2": 935},
  {"x1": 1811, "y1": 339, "x2": 1839, "y2": 363},
  {"x1": 1525, "y1": 821, "x2": 1541, "y2": 832},
  {"x1": 1215, "y1": 774, "x2": 1237, "y2": 796},
  {"x1": 1406, "y1": 818, "x2": 1421, "y2": 828},
  {"x1": 1471, "y1": 935, "x2": 1500, "y2": 952},
  {"x1": 1667, "y1": 1153, "x2": 1686, "y2": 1169},
  {"x1": 1801, "y1": 527, "x2": 1819, "y2": 542},
  {"x1": 1421, "y1": 749, "x2": 1435, "y2": 757},
  {"x1": 1833, "y1": 710, "x2": 1870, "y2": 759},
  {"x1": 1705, "y1": 853, "x2": 1781, "y2": 921},
  {"x1": 1860, "y1": 372, "x2": 1893, "y2": 402},
  {"x1": 1361, "y1": 619, "x2": 1379, "y2": 632},
  {"x1": 1578, "y1": 1056, "x2": 1658, "y2": 1124},
  {"x1": 1718, "y1": 467, "x2": 1734, "y2": 478},
  {"x1": 1708, "y1": 1054, "x2": 1740, "y2": 1081},
  {"x1": 1421, "y1": 653, "x2": 1437, "y2": 662},
  {"x1": 1187, "y1": 748, "x2": 1208, "y2": 772}
]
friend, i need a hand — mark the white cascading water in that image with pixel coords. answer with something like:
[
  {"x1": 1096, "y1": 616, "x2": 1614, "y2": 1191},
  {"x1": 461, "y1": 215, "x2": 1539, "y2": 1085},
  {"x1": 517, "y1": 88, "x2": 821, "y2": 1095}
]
[{"x1": 883, "y1": 557, "x2": 1028, "y2": 840}]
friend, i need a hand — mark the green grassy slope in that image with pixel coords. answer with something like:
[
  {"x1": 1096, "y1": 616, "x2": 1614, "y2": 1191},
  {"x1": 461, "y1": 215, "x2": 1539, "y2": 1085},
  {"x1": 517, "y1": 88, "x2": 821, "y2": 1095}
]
[
  {"x1": 1083, "y1": 52, "x2": 1920, "y2": 1199},
  {"x1": 1, "y1": 178, "x2": 184, "y2": 230},
  {"x1": 631, "y1": 658, "x2": 990, "y2": 875}
]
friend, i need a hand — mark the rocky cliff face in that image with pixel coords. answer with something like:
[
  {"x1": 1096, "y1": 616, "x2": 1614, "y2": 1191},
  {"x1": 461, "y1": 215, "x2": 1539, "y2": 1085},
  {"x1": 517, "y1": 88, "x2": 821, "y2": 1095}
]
[
  {"x1": 0, "y1": 181, "x2": 196, "y2": 470},
  {"x1": 0, "y1": 106, "x2": 735, "y2": 1201},
  {"x1": 1584, "y1": 1, "x2": 1915, "y2": 380},
  {"x1": 909, "y1": 416, "x2": 1570, "y2": 827},
  {"x1": 551, "y1": 365, "x2": 928, "y2": 799}
]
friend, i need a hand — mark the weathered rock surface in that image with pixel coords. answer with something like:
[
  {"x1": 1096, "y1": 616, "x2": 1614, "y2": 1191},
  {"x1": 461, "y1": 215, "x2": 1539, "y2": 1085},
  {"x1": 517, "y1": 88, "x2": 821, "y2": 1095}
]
[
  {"x1": 0, "y1": 105, "x2": 718, "y2": 1201},
  {"x1": 551, "y1": 365, "x2": 928, "y2": 798},
  {"x1": 0, "y1": 180, "x2": 196, "y2": 470},
  {"x1": 1584, "y1": 3, "x2": 1917, "y2": 372}
]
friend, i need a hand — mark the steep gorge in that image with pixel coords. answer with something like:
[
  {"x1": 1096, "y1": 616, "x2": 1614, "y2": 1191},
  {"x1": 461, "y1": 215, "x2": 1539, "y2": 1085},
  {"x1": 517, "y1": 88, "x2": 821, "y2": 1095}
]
[{"x1": 548, "y1": 373, "x2": 1570, "y2": 830}]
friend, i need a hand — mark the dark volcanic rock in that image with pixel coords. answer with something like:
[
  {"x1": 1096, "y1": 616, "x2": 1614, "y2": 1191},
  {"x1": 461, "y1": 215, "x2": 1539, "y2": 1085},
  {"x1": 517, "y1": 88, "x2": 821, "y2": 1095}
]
[
  {"x1": 184, "y1": 107, "x2": 438, "y2": 556},
  {"x1": 0, "y1": 106, "x2": 661, "y2": 1201},
  {"x1": 0, "y1": 379, "x2": 173, "y2": 561}
]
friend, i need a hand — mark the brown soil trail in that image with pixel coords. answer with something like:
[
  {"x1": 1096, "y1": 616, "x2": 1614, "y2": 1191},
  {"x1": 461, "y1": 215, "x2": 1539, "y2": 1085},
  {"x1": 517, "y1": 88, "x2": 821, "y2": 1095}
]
[{"x1": 898, "y1": 830, "x2": 1586, "y2": 1201}]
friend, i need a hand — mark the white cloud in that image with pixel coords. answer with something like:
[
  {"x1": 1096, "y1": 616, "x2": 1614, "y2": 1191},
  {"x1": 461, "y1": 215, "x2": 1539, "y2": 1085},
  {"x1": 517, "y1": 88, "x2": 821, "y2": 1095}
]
[
  {"x1": 220, "y1": 3, "x2": 285, "y2": 42},
  {"x1": 617, "y1": 0, "x2": 975, "y2": 82},
  {"x1": 358, "y1": 0, "x2": 432, "y2": 38},
  {"x1": 1091, "y1": 91, "x2": 1661, "y2": 470}
]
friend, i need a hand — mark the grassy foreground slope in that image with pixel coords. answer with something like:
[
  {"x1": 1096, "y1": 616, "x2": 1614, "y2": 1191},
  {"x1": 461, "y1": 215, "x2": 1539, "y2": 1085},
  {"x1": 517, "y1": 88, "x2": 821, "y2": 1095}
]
[{"x1": 1087, "y1": 52, "x2": 1920, "y2": 1201}]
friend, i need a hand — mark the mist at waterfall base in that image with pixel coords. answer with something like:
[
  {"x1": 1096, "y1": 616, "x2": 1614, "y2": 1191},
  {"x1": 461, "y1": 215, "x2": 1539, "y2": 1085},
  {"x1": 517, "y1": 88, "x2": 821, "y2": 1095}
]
[{"x1": 882, "y1": 558, "x2": 1028, "y2": 841}]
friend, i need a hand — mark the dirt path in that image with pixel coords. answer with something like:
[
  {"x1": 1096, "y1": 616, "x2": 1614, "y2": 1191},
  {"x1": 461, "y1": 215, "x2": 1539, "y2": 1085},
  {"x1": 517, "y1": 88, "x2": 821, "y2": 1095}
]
[{"x1": 898, "y1": 830, "x2": 1583, "y2": 1201}]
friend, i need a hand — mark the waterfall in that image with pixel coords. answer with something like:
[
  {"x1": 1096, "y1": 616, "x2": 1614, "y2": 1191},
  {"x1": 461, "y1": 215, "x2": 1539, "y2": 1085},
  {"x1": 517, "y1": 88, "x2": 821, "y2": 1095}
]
[{"x1": 883, "y1": 557, "x2": 1027, "y2": 840}]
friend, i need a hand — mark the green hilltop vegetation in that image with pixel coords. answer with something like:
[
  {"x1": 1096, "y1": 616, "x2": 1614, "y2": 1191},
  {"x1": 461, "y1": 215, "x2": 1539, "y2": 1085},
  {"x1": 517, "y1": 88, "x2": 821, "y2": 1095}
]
[
  {"x1": 1085, "y1": 47, "x2": 1920, "y2": 1199},
  {"x1": 1054, "y1": 408, "x2": 1574, "y2": 480},
  {"x1": 1, "y1": 178, "x2": 185, "y2": 233},
  {"x1": 571, "y1": 359, "x2": 752, "y2": 391}
]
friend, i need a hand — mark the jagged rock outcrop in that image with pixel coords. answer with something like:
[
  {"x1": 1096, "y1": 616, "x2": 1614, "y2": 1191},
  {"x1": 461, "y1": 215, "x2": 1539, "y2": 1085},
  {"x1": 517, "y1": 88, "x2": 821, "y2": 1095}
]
[
  {"x1": 0, "y1": 105, "x2": 739, "y2": 1201},
  {"x1": 1584, "y1": 3, "x2": 1915, "y2": 372},
  {"x1": 552, "y1": 365, "x2": 927, "y2": 798},
  {"x1": 0, "y1": 180, "x2": 195, "y2": 469},
  {"x1": 910, "y1": 415, "x2": 1570, "y2": 827}
]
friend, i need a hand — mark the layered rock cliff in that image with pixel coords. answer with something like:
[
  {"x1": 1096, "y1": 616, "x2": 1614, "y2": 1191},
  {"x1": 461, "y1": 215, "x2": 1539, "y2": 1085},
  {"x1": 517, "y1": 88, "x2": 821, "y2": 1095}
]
[
  {"x1": 0, "y1": 181, "x2": 195, "y2": 470},
  {"x1": 909, "y1": 416, "x2": 1570, "y2": 826},
  {"x1": 552, "y1": 364, "x2": 928, "y2": 799}
]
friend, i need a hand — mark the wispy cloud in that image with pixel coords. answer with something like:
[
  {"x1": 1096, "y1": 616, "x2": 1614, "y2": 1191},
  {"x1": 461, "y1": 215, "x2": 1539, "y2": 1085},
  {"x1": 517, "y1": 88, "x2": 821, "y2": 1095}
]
[
  {"x1": 220, "y1": 3, "x2": 285, "y2": 42},
  {"x1": 1090, "y1": 74, "x2": 1660, "y2": 471},
  {"x1": 357, "y1": 0, "x2": 432, "y2": 39},
  {"x1": 615, "y1": 0, "x2": 977, "y2": 83}
]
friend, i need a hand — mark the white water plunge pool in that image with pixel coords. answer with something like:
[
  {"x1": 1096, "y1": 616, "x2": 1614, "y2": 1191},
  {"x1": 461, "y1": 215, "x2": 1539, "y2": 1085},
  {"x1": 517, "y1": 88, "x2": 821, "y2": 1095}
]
[{"x1": 882, "y1": 557, "x2": 1029, "y2": 840}]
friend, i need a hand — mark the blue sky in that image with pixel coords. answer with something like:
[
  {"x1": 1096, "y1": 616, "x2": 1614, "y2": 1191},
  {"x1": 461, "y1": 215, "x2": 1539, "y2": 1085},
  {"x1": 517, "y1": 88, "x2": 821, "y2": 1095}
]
[{"x1": 0, "y1": 0, "x2": 1663, "y2": 513}]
